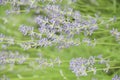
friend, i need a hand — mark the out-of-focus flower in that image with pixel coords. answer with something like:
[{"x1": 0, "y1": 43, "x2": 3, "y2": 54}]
[
  {"x1": 0, "y1": 51, "x2": 29, "y2": 65},
  {"x1": 0, "y1": 75, "x2": 10, "y2": 80},
  {"x1": 112, "y1": 75, "x2": 120, "y2": 80},
  {"x1": 110, "y1": 28, "x2": 120, "y2": 41}
]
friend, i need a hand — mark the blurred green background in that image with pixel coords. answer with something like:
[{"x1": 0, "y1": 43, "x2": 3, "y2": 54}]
[{"x1": 0, "y1": 0, "x2": 120, "y2": 80}]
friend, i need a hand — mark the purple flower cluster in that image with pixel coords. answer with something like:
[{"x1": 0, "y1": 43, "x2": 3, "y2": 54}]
[
  {"x1": 112, "y1": 75, "x2": 120, "y2": 80},
  {"x1": 0, "y1": 0, "x2": 2, "y2": 4},
  {"x1": 69, "y1": 55, "x2": 110, "y2": 77},
  {"x1": 19, "y1": 25, "x2": 34, "y2": 36},
  {"x1": 36, "y1": 56, "x2": 61, "y2": 68},
  {"x1": 18, "y1": 2, "x2": 99, "y2": 49},
  {"x1": 1, "y1": 0, "x2": 119, "y2": 80},
  {"x1": 0, "y1": 0, "x2": 100, "y2": 50},
  {"x1": 1, "y1": 0, "x2": 65, "y2": 14},
  {"x1": 0, "y1": 51, "x2": 61, "y2": 72},
  {"x1": 0, "y1": 51, "x2": 29, "y2": 65},
  {"x1": 0, "y1": 33, "x2": 14, "y2": 45},
  {"x1": 82, "y1": 38, "x2": 96, "y2": 46},
  {"x1": 110, "y1": 28, "x2": 120, "y2": 41}
]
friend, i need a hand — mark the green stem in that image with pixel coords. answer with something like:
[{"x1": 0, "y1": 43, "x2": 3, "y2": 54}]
[
  {"x1": 87, "y1": 66, "x2": 120, "y2": 73},
  {"x1": 113, "y1": 0, "x2": 117, "y2": 13},
  {"x1": 97, "y1": 43, "x2": 120, "y2": 46}
]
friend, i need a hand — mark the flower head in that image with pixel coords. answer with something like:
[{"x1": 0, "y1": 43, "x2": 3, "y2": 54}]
[{"x1": 112, "y1": 75, "x2": 120, "y2": 80}]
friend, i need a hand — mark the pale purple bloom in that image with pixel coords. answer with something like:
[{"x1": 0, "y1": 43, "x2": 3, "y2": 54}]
[
  {"x1": 0, "y1": 51, "x2": 28, "y2": 65},
  {"x1": 19, "y1": 25, "x2": 34, "y2": 36},
  {"x1": 70, "y1": 55, "x2": 110, "y2": 77},
  {"x1": 0, "y1": 0, "x2": 2, "y2": 4},
  {"x1": 110, "y1": 28, "x2": 120, "y2": 41},
  {"x1": 36, "y1": 56, "x2": 61, "y2": 68},
  {"x1": 112, "y1": 75, "x2": 120, "y2": 80}
]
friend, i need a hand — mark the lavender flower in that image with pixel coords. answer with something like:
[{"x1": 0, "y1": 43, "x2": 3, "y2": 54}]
[
  {"x1": 70, "y1": 57, "x2": 90, "y2": 76},
  {"x1": 12, "y1": 0, "x2": 100, "y2": 50},
  {"x1": 110, "y1": 28, "x2": 119, "y2": 36},
  {"x1": 0, "y1": 0, "x2": 106, "y2": 51},
  {"x1": 36, "y1": 56, "x2": 61, "y2": 68},
  {"x1": 0, "y1": 0, "x2": 119, "y2": 80},
  {"x1": 0, "y1": 0, "x2": 2, "y2": 4},
  {"x1": 20, "y1": 41, "x2": 36, "y2": 50},
  {"x1": 0, "y1": 33, "x2": 14, "y2": 45},
  {"x1": 82, "y1": 38, "x2": 91, "y2": 46},
  {"x1": 112, "y1": 75, "x2": 120, "y2": 80},
  {"x1": 37, "y1": 38, "x2": 52, "y2": 47},
  {"x1": 0, "y1": 51, "x2": 29, "y2": 65},
  {"x1": 110, "y1": 28, "x2": 120, "y2": 41},
  {"x1": 82, "y1": 38, "x2": 96, "y2": 46},
  {"x1": 70, "y1": 55, "x2": 110, "y2": 77},
  {"x1": 19, "y1": 25, "x2": 34, "y2": 36}
]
